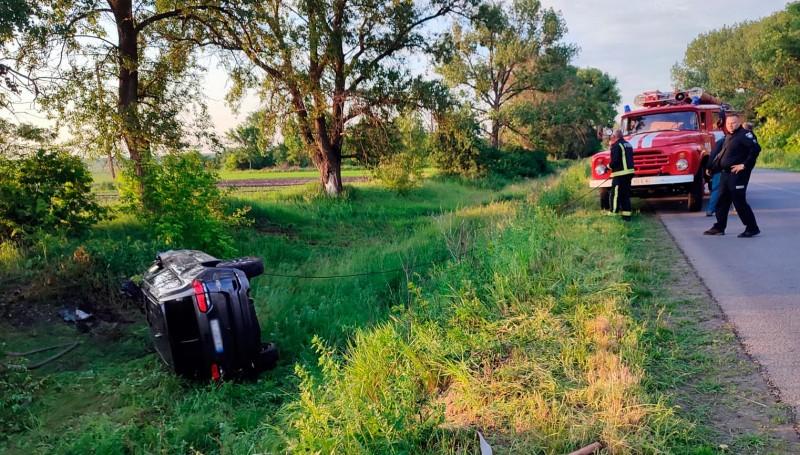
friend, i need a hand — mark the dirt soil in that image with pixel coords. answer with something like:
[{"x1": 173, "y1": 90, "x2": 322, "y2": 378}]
[{"x1": 651, "y1": 214, "x2": 800, "y2": 453}]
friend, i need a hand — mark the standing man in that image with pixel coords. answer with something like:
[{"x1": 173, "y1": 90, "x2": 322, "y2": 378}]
[
  {"x1": 703, "y1": 113, "x2": 761, "y2": 237},
  {"x1": 609, "y1": 129, "x2": 635, "y2": 221}
]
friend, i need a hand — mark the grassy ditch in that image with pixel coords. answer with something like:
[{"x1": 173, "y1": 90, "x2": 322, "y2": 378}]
[{"x1": 3, "y1": 166, "x2": 786, "y2": 453}]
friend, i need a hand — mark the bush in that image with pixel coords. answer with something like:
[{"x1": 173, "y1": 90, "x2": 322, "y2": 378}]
[
  {"x1": 0, "y1": 150, "x2": 105, "y2": 240},
  {"x1": 120, "y1": 152, "x2": 246, "y2": 256},
  {"x1": 479, "y1": 145, "x2": 550, "y2": 179},
  {"x1": 430, "y1": 107, "x2": 483, "y2": 178},
  {"x1": 372, "y1": 151, "x2": 424, "y2": 194}
]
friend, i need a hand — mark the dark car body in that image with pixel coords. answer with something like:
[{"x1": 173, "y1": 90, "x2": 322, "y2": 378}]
[{"x1": 140, "y1": 250, "x2": 274, "y2": 381}]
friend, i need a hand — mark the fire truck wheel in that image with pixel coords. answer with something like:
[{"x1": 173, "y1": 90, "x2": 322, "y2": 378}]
[
  {"x1": 687, "y1": 171, "x2": 704, "y2": 212},
  {"x1": 599, "y1": 188, "x2": 610, "y2": 210}
]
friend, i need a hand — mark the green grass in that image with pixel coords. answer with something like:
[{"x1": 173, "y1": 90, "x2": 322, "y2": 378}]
[
  {"x1": 4, "y1": 166, "x2": 780, "y2": 453},
  {"x1": 217, "y1": 167, "x2": 370, "y2": 181},
  {"x1": 757, "y1": 149, "x2": 800, "y2": 172},
  {"x1": 0, "y1": 177, "x2": 531, "y2": 453}
]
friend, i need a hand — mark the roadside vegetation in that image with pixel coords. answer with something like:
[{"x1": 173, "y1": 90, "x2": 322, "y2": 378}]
[{"x1": 3, "y1": 164, "x2": 795, "y2": 453}]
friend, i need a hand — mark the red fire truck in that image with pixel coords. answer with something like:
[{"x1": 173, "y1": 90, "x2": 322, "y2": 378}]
[{"x1": 589, "y1": 88, "x2": 727, "y2": 211}]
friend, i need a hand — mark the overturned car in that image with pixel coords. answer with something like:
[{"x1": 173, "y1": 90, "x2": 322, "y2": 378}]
[{"x1": 131, "y1": 250, "x2": 277, "y2": 381}]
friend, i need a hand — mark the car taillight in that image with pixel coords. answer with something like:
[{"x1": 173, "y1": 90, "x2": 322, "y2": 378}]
[
  {"x1": 210, "y1": 363, "x2": 220, "y2": 382},
  {"x1": 192, "y1": 279, "x2": 209, "y2": 313}
]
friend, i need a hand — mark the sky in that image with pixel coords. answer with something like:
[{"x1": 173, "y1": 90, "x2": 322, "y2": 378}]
[
  {"x1": 9, "y1": 0, "x2": 793, "y2": 137},
  {"x1": 548, "y1": 0, "x2": 791, "y2": 112}
]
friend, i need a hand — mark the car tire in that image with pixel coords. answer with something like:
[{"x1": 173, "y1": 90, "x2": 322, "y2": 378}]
[
  {"x1": 599, "y1": 188, "x2": 610, "y2": 210},
  {"x1": 256, "y1": 342, "x2": 279, "y2": 371},
  {"x1": 687, "y1": 170, "x2": 704, "y2": 212},
  {"x1": 216, "y1": 257, "x2": 264, "y2": 279}
]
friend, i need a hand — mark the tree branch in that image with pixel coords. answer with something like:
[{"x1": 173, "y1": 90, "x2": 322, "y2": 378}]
[
  {"x1": 347, "y1": 4, "x2": 453, "y2": 92},
  {"x1": 135, "y1": 5, "x2": 225, "y2": 33},
  {"x1": 66, "y1": 9, "x2": 114, "y2": 31}
]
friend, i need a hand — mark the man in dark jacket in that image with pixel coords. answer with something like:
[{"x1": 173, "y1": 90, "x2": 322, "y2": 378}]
[
  {"x1": 704, "y1": 113, "x2": 761, "y2": 237},
  {"x1": 609, "y1": 129, "x2": 635, "y2": 221}
]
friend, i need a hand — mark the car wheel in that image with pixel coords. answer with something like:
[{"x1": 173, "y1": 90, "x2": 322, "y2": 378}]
[
  {"x1": 216, "y1": 257, "x2": 264, "y2": 278},
  {"x1": 257, "y1": 342, "x2": 279, "y2": 371}
]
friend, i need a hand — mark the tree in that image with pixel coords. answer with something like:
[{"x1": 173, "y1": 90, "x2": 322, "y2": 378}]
[
  {"x1": 750, "y1": 3, "x2": 800, "y2": 154},
  {"x1": 429, "y1": 105, "x2": 483, "y2": 177},
  {"x1": 509, "y1": 66, "x2": 619, "y2": 159},
  {"x1": 673, "y1": 3, "x2": 800, "y2": 154},
  {"x1": 0, "y1": 118, "x2": 56, "y2": 156},
  {"x1": 16, "y1": 1, "x2": 216, "y2": 200},
  {"x1": 671, "y1": 23, "x2": 764, "y2": 115},
  {"x1": 0, "y1": 0, "x2": 35, "y2": 112},
  {"x1": 224, "y1": 111, "x2": 272, "y2": 169},
  {"x1": 435, "y1": 0, "x2": 573, "y2": 148},
  {"x1": 191, "y1": 0, "x2": 473, "y2": 195}
]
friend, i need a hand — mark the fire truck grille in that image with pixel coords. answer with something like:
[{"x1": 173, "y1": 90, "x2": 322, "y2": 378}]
[{"x1": 634, "y1": 150, "x2": 668, "y2": 175}]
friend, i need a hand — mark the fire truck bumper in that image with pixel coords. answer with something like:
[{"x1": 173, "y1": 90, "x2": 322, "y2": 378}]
[{"x1": 589, "y1": 175, "x2": 695, "y2": 188}]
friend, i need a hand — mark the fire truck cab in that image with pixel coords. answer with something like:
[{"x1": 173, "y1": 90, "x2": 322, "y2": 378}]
[{"x1": 589, "y1": 88, "x2": 726, "y2": 211}]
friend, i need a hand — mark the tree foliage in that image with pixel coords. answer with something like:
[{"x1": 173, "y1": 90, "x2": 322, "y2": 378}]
[
  {"x1": 15, "y1": 0, "x2": 216, "y2": 200},
  {"x1": 0, "y1": 118, "x2": 56, "y2": 156},
  {"x1": 0, "y1": 0, "x2": 36, "y2": 111},
  {"x1": 223, "y1": 111, "x2": 273, "y2": 170},
  {"x1": 430, "y1": 105, "x2": 484, "y2": 177},
  {"x1": 435, "y1": 0, "x2": 574, "y2": 148},
  {"x1": 673, "y1": 3, "x2": 800, "y2": 155},
  {"x1": 509, "y1": 67, "x2": 619, "y2": 158},
  {"x1": 192, "y1": 0, "x2": 473, "y2": 195}
]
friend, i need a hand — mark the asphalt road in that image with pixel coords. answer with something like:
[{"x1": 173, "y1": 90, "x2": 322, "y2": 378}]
[{"x1": 656, "y1": 169, "x2": 800, "y2": 413}]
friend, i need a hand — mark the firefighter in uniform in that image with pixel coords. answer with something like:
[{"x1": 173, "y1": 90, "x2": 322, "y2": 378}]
[
  {"x1": 608, "y1": 129, "x2": 634, "y2": 221},
  {"x1": 704, "y1": 113, "x2": 761, "y2": 237}
]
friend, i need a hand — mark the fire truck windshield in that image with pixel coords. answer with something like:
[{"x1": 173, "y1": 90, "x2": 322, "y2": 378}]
[{"x1": 624, "y1": 111, "x2": 699, "y2": 135}]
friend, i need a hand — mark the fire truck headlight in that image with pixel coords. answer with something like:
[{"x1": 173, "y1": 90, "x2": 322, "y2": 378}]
[
  {"x1": 676, "y1": 158, "x2": 689, "y2": 171},
  {"x1": 594, "y1": 164, "x2": 608, "y2": 175}
]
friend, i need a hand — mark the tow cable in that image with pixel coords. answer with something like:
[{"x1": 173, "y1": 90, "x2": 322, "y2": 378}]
[{"x1": 4, "y1": 341, "x2": 81, "y2": 370}]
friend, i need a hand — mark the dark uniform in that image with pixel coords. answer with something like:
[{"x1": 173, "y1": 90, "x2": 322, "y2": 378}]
[
  {"x1": 609, "y1": 137, "x2": 635, "y2": 220},
  {"x1": 707, "y1": 126, "x2": 761, "y2": 235}
]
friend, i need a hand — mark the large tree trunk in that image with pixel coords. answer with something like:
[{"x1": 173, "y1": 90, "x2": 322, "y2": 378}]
[
  {"x1": 110, "y1": 0, "x2": 144, "y2": 191},
  {"x1": 490, "y1": 98, "x2": 502, "y2": 148},
  {"x1": 312, "y1": 139, "x2": 343, "y2": 195},
  {"x1": 490, "y1": 119, "x2": 501, "y2": 149},
  {"x1": 311, "y1": 116, "x2": 344, "y2": 195},
  {"x1": 320, "y1": 148, "x2": 343, "y2": 195}
]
